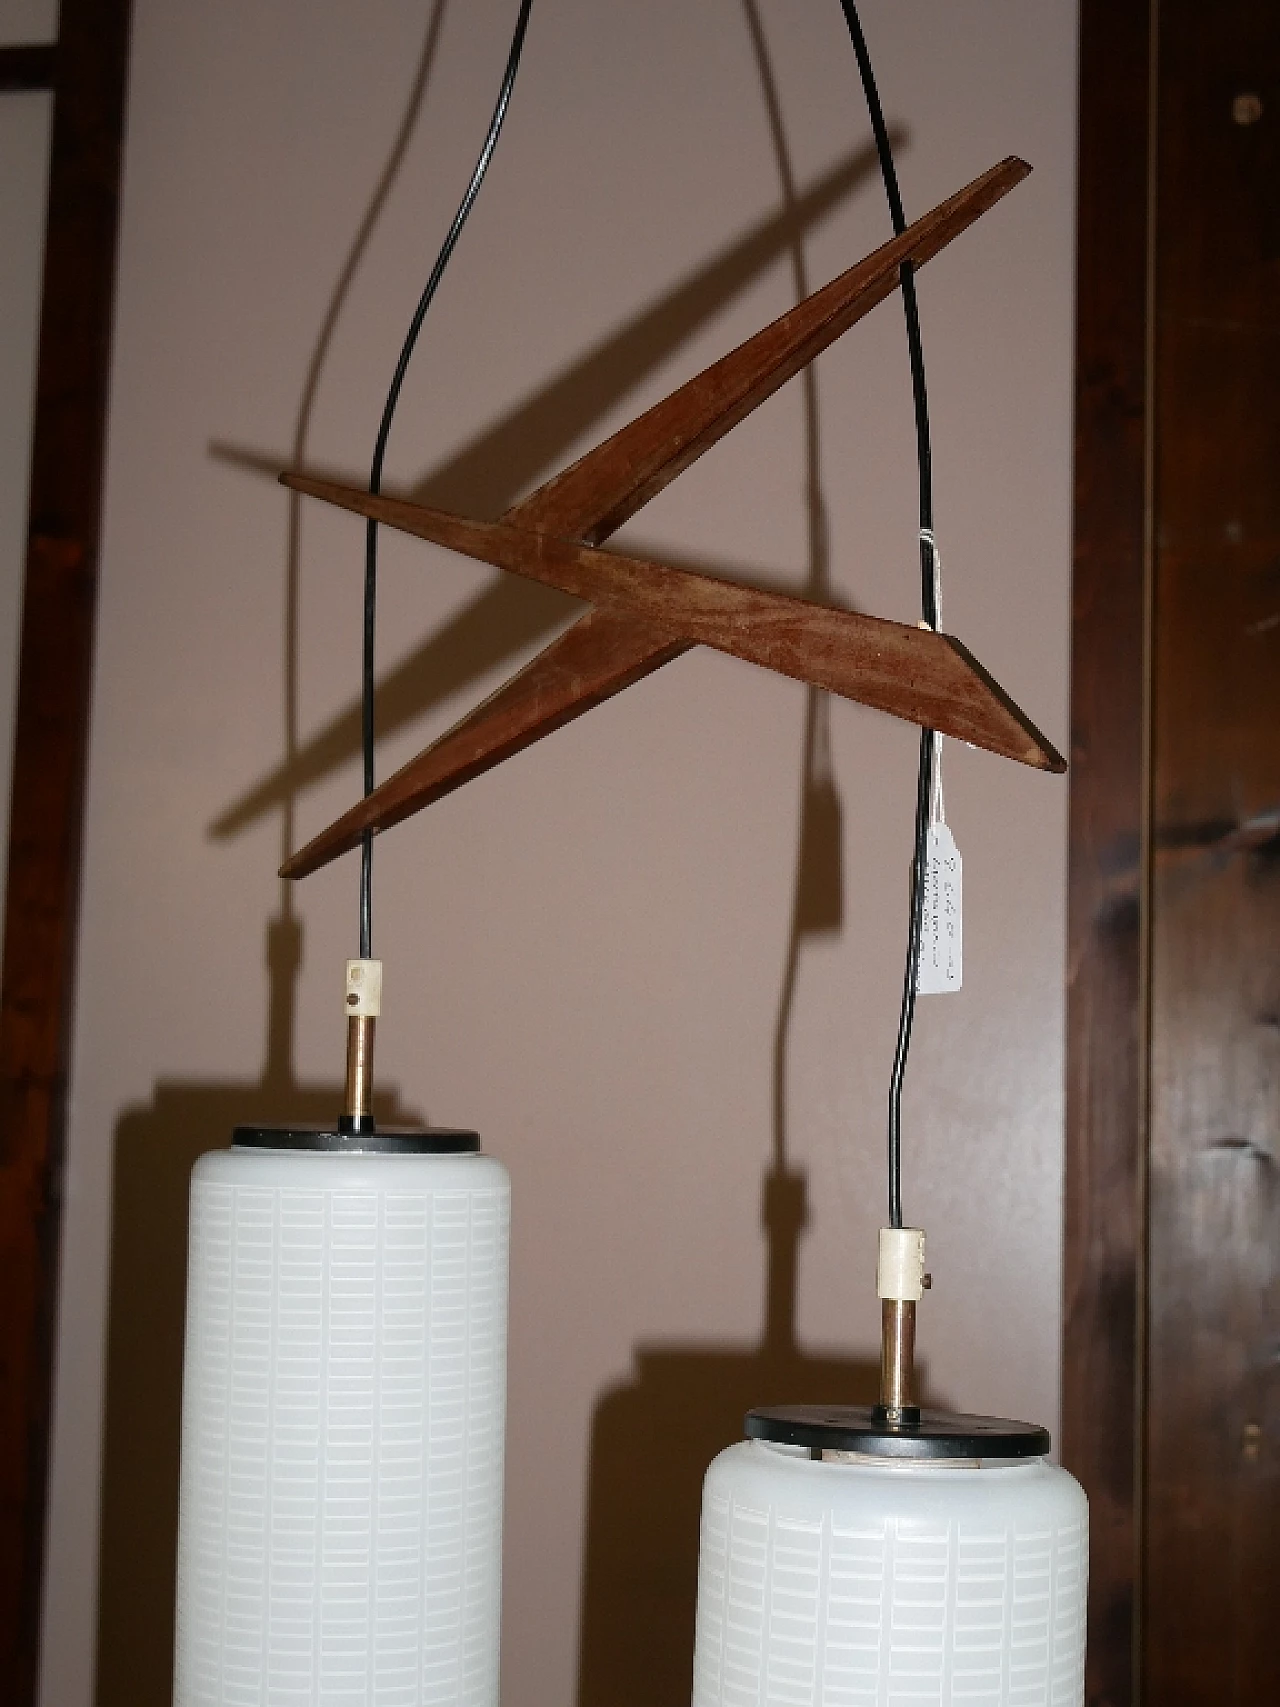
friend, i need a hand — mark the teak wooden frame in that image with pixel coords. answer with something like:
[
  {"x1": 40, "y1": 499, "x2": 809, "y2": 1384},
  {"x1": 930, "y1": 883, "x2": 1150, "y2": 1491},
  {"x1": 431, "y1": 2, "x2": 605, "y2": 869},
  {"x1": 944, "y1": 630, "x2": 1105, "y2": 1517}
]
[{"x1": 280, "y1": 156, "x2": 1065, "y2": 883}]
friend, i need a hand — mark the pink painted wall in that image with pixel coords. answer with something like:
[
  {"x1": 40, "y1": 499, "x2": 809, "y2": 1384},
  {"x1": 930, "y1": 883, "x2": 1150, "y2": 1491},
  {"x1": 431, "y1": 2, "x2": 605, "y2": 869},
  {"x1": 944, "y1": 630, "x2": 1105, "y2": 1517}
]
[{"x1": 38, "y1": 2, "x2": 1078, "y2": 1702}]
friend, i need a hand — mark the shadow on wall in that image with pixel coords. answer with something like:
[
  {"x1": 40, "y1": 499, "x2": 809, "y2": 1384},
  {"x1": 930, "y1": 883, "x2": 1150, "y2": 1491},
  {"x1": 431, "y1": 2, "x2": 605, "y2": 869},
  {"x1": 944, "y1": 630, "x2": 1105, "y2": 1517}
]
[
  {"x1": 572, "y1": 729, "x2": 869, "y2": 1707},
  {"x1": 205, "y1": 168, "x2": 891, "y2": 836},
  {"x1": 92, "y1": 4, "x2": 901, "y2": 1703},
  {"x1": 574, "y1": 680, "x2": 949, "y2": 1707},
  {"x1": 96, "y1": 2, "x2": 459, "y2": 1693},
  {"x1": 573, "y1": 13, "x2": 950, "y2": 1703},
  {"x1": 93, "y1": 916, "x2": 424, "y2": 1707}
]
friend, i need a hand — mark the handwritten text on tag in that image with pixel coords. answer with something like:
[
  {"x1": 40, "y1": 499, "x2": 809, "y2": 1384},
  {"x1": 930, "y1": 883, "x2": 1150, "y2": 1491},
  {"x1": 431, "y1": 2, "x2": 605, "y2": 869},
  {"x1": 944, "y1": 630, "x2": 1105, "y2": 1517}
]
[{"x1": 916, "y1": 822, "x2": 962, "y2": 993}]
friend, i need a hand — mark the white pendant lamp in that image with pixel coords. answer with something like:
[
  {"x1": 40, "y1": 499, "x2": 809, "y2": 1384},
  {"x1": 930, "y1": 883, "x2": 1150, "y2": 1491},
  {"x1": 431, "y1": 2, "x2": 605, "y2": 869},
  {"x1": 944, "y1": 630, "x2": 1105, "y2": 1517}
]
[
  {"x1": 692, "y1": 1437, "x2": 1086, "y2": 1707},
  {"x1": 689, "y1": 1231, "x2": 1088, "y2": 1706},
  {"x1": 173, "y1": 964, "x2": 510, "y2": 1707}
]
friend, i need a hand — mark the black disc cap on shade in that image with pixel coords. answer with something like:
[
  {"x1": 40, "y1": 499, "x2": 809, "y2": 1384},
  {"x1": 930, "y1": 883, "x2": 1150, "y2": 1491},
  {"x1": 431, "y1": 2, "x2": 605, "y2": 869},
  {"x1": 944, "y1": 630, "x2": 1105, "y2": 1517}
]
[
  {"x1": 747, "y1": 1404, "x2": 1051, "y2": 1460},
  {"x1": 232, "y1": 1123, "x2": 480, "y2": 1155}
]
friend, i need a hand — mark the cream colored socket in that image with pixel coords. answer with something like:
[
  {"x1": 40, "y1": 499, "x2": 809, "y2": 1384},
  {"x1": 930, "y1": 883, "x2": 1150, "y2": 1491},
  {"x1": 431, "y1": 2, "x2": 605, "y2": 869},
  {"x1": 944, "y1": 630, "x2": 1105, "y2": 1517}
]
[
  {"x1": 877, "y1": 1227, "x2": 926, "y2": 1301},
  {"x1": 345, "y1": 959, "x2": 382, "y2": 1018}
]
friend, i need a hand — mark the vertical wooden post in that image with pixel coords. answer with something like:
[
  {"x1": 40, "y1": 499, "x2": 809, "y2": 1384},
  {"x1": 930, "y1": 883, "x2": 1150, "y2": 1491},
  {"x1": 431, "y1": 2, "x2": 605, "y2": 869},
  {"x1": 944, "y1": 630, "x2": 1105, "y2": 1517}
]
[
  {"x1": 1062, "y1": 2, "x2": 1154, "y2": 1704},
  {"x1": 1067, "y1": 2, "x2": 1280, "y2": 1701},
  {"x1": 0, "y1": 2, "x2": 132, "y2": 1699},
  {"x1": 1145, "y1": 3, "x2": 1280, "y2": 1700}
]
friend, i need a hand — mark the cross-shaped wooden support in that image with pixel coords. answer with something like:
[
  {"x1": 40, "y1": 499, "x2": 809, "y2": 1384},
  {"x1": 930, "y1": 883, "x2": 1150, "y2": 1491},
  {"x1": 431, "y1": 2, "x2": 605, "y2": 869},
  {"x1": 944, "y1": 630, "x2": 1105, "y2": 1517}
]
[{"x1": 279, "y1": 155, "x2": 1063, "y2": 882}]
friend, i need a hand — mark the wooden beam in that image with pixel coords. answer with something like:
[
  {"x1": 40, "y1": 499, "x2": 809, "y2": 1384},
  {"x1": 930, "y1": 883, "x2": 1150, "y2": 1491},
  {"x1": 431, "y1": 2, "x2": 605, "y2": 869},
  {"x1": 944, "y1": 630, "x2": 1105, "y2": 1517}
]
[
  {"x1": 0, "y1": 2, "x2": 133, "y2": 1700},
  {"x1": 1144, "y1": 3, "x2": 1280, "y2": 1700},
  {"x1": 0, "y1": 45, "x2": 57, "y2": 92},
  {"x1": 1060, "y1": 2, "x2": 1154, "y2": 1704}
]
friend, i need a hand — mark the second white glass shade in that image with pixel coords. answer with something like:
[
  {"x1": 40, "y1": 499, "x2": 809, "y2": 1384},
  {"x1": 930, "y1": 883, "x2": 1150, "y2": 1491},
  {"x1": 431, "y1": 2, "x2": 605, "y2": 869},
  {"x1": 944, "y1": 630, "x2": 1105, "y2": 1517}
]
[{"x1": 691, "y1": 1439, "x2": 1087, "y2": 1707}]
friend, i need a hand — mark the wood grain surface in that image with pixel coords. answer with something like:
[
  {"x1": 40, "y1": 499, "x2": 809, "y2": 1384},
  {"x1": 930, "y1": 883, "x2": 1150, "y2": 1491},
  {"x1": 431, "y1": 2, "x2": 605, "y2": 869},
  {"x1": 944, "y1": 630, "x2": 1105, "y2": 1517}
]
[
  {"x1": 1060, "y1": 4, "x2": 1154, "y2": 1704},
  {"x1": 279, "y1": 477, "x2": 1064, "y2": 878},
  {"x1": 515, "y1": 157, "x2": 1029, "y2": 548},
  {"x1": 1144, "y1": 3, "x2": 1280, "y2": 1700},
  {"x1": 279, "y1": 159, "x2": 1049, "y2": 879}
]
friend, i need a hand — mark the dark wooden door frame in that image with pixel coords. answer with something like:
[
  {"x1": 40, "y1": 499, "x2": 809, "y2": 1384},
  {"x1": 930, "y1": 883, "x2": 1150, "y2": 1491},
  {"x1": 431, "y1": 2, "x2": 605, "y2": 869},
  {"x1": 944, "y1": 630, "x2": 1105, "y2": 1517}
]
[
  {"x1": 0, "y1": 44, "x2": 56, "y2": 92},
  {"x1": 0, "y1": 3, "x2": 133, "y2": 1702},
  {"x1": 1142, "y1": 3, "x2": 1280, "y2": 1700},
  {"x1": 1067, "y1": 3, "x2": 1280, "y2": 1703},
  {"x1": 1063, "y1": 1, "x2": 1154, "y2": 1705}
]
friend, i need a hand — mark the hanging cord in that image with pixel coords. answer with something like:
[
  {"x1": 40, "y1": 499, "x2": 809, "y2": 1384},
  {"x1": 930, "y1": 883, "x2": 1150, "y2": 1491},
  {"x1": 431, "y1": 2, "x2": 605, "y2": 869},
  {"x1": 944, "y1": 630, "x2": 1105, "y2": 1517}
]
[
  {"x1": 836, "y1": 0, "x2": 939, "y2": 1229},
  {"x1": 359, "y1": 0, "x2": 535, "y2": 957}
]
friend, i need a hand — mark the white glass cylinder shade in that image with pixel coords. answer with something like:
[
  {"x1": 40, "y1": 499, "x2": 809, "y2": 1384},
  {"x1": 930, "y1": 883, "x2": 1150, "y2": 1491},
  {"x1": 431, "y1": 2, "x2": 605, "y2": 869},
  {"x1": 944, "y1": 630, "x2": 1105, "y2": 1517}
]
[
  {"x1": 692, "y1": 1440, "x2": 1087, "y2": 1707},
  {"x1": 173, "y1": 1145, "x2": 510, "y2": 1707}
]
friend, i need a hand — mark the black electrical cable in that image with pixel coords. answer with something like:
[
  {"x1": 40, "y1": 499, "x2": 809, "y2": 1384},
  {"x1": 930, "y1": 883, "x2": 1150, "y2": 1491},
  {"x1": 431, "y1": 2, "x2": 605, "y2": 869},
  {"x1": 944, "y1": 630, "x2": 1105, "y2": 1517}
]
[
  {"x1": 836, "y1": 0, "x2": 938, "y2": 1230},
  {"x1": 359, "y1": 0, "x2": 534, "y2": 958}
]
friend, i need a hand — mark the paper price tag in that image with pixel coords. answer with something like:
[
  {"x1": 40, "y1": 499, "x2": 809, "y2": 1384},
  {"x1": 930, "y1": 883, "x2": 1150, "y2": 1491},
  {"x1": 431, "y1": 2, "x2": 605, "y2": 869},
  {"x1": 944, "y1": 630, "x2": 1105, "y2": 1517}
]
[{"x1": 916, "y1": 821, "x2": 962, "y2": 993}]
